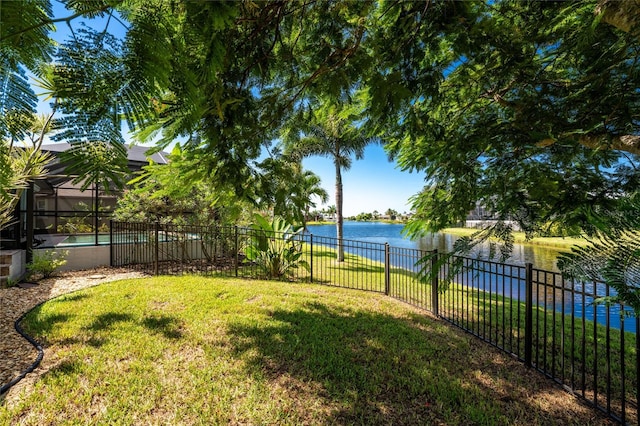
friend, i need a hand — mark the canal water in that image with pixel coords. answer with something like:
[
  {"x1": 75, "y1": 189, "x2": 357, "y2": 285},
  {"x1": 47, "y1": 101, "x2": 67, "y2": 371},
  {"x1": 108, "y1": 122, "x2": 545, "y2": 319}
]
[
  {"x1": 307, "y1": 222, "x2": 563, "y2": 270},
  {"x1": 307, "y1": 222, "x2": 635, "y2": 332}
]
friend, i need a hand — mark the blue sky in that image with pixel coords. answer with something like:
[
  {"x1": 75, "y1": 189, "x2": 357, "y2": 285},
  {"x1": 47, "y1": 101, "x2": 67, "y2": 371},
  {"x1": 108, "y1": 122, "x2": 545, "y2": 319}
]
[
  {"x1": 302, "y1": 147, "x2": 425, "y2": 217},
  {"x1": 39, "y1": 2, "x2": 426, "y2": 217}
]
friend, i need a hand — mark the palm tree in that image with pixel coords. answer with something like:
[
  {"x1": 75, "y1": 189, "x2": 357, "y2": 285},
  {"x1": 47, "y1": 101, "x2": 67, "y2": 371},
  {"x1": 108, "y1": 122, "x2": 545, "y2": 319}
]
[
  {"x1": 326, "y1": 205, "x2": 337, "y2": 220},
  {"x1": 286, "y1": 104, "x2": 377, "y2": 261},
  {"x1": 299, "y1": 171, "x2": 328, "y2": 228}
]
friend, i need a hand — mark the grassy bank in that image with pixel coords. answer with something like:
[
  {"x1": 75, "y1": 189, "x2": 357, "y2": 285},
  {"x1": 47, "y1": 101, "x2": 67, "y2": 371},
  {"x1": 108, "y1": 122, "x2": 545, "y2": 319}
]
[
  {"x1": 442, "y1": 227, "x2": 588, "y2": 249},
  {"x1": 0, "y1": 276, "x2": 612, "y2": 425}
]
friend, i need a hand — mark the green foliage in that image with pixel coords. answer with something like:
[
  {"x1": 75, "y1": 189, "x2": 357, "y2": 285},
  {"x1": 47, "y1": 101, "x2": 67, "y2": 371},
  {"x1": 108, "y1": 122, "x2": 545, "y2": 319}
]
[
  {"x1": 114, "y1": 145, "x2": 248, "y2": 225},
  {"x1": 27, "y1": 249, "x2": 69, "y2": 279},
  {"x1": 0, "y1": 62, "x2": 38, "y2": 142},
  {"x1": 283, "y1": 100, "x2": 379, "y2": 261},
  {"x1": 558, "y1": 194, "x2": 640, "y2": 314},
  {"x1": 355, "y1": 212, "x2": 373, "y2": 221},
  {"x1": 254, "y1": 155, "x2": 328, "y2": 226},
  {"x1": 0, "y1": 142, "x2": 51, "y2": 232},
  {"x1": 0, "y1": 0, "x2": 54, "y2": 71},
  {"x1": 243, "y1": 214, "x2": 308, "y2": 280},
  {"x1": 370, "y1": 1, "x2": 640, "y2": 240},
  {"x1": 57, "y1": 201, "x2": 92, "y2": 234},
  {"x1": 51, "y1": 27, "x2": 155, "y2": 147}
]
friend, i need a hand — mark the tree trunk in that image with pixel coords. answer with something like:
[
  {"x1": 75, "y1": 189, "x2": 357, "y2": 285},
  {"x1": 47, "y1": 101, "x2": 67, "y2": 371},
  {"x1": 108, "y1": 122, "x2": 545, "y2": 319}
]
[
  {"x1": 578, "y1": 134, "x2": 640, "y2": 156},
  {"x1": 596, "y1": 0, "x2": 640, "y2": 35},
  {"x1": 335, "y1": 162, "x2": 344, "y2": 262}
]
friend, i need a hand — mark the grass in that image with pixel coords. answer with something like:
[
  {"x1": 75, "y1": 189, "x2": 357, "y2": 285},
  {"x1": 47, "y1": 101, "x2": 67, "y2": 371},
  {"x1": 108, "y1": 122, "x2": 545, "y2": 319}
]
[
  {"x1": 434, "y1": 282, "x2": 638, "y2": 410},
  {"x1": 0, "y1": 276, "x2": 612, "y2": 425},
  {"x1": 442, "y1": 227, "x2": 589, "y2": 249}
]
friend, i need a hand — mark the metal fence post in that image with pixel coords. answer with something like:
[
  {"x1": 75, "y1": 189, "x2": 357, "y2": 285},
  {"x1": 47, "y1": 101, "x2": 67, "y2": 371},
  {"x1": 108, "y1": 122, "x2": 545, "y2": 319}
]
[
  {"x1": 234, "y1": 226, "x2": 239, "y2": 277},
  {"x1": 154, "y1": 221, "x2": 159, "y2": 276},
  {"x1": 636, "y1": 315, "x2": 640, "y2": 424},
  {"x1": 431, "y1": 249, "x2": 439, "y2": 316},
  {"x1": 109, "y1": 220, "x2": 113, "y2": 267},
  {"x1": 525, "y1": 262, "x2": 533, "y2": 367},
  {"x1": 310, "y1": 234, "x2": 314, "y2": 283},
  {"x1": 384, "y1": 243, "x2": 390, "y2": 295}
]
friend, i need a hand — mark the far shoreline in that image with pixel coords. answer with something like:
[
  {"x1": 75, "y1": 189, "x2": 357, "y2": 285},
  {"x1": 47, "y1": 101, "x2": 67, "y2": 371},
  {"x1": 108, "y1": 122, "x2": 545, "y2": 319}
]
[{"x1": 305, "y1": 221, "x2": 588, "y2": 250}]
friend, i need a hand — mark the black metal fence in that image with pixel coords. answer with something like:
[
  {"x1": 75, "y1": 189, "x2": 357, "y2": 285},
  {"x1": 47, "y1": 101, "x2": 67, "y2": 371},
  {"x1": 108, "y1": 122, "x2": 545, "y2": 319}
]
[{"x1": 110, "y1": 221, "x2": 638, "y2": 424}]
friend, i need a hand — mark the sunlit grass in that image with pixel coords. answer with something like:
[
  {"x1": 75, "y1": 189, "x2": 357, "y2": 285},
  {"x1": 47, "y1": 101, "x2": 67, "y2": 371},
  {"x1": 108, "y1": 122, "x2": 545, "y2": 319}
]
[{"x1": 0, "y1": 276, "x2": 609, "y2": 425}]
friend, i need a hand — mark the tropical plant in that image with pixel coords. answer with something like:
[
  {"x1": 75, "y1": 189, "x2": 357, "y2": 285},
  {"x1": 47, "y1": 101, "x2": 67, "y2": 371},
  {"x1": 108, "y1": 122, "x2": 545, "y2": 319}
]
[
  {"x1": 243, "y1": 214, "x2": 308, "y2": 280},
  {"x1": 255, "y1": 154, "x2": 328, "y2": 227},
  {"x1": 325, "y1": 205, "x2": 337, "y2": 219},
  {"x1": 115, "y1": 145, "x2": 248, "y2": 226},
  {"x1": 0, "y1": 143, "x2": 50, "y2": 232},
  {"x1": 1, "y1": 40, "x2": 53, "y2": 233},
  {"x1": 284, "y1": 102, "x2": 378, "y2": 261},
  {"x1": 0, "y1": 113, "x2": 54, "y2": 234}
]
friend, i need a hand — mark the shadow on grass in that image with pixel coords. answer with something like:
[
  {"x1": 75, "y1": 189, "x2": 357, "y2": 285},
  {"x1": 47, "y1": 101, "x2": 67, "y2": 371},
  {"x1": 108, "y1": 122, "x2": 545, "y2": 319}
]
[
  {"x1": 52, "y1": 293, "x2": 91, "y2": 303},
  {"x1": 22, "y1": 313, "x2": 73, "y2": 340},
  {"x1": 87, "y1": 312, "x2": 135, "y2": 331},
  {"x1": 141, "y1": 315, "x2": 183, "y2": 339},
  {"x1": 226, "y1": 300, "x2": 581, "y2": 425},
  {"x1": 27, "y1": 311, "x2": 184, "y2": 349}
]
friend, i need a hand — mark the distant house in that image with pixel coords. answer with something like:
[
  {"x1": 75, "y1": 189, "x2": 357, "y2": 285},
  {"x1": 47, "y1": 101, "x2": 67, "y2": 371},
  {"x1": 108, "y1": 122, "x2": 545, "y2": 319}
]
[
  {"x1": 1, "y1": 143, "x2": 168, "y2": 251},
  {"x1": 464, "y1": 201, "x2": 520, "y2": 230}
]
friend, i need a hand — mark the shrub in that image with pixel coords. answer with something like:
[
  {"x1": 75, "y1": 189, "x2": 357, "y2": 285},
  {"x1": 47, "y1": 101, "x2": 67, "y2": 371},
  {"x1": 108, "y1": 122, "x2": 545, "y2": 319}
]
[
  {"x1": 243, "y1": 214, "x2": 308, "y2": 280},
  {"x1": 27, "y1": 249, "x2": 69, "y2": 279}
]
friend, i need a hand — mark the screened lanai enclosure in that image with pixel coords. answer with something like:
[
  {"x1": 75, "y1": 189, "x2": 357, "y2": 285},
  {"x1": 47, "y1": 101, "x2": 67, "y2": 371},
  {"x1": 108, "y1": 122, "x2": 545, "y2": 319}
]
[{"x1": 0, "y1": 143, "x2": 168, "y2": 253}]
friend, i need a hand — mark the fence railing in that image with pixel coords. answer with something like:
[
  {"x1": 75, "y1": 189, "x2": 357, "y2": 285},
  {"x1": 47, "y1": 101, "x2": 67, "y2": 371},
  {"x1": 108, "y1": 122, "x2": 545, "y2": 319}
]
[{"x1": 110, "y1": 221, "x2": 638, "y2": 425}]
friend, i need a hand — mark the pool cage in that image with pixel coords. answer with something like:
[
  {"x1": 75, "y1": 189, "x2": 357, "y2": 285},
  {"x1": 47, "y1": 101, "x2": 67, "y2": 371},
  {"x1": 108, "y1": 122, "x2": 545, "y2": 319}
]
[
  {"x1": 1, "y1": 179, "x2": 121, "y2": 251},
  {"x1": 0, "y1": 143, "x2": 168, "y2": 254}
]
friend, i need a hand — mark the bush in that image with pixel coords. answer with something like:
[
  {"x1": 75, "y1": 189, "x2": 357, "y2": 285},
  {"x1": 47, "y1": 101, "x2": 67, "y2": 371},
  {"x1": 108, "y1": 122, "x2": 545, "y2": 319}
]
[
  {"x1": 243, "y1": 214, "x2": 308, "y2": 280},
  {"x1": 27, "y1": 249, "x2": 69, "y2": 279}
]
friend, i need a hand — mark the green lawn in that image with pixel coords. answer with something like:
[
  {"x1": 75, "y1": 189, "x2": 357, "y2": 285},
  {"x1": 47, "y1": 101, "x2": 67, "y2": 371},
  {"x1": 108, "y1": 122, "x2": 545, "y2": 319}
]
[{"x1": 0, "y1": 276, "x2": 611, "y2": 425}]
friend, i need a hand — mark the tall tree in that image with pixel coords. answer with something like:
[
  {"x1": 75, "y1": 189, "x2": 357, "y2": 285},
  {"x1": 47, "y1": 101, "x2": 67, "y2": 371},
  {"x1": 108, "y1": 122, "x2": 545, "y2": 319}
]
[
  {"x1": 285, "y1": 102, "x2": 377, "y2": 261},
  {"x1": 362, "y1": 1, "x2": 639, "y2": 237},
  {"x1": 4, "y1": 0, "x2": 640, "y2": 306},
  {"x1": 359, "y1": 0, "x2": 640, "y2": 307}
]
